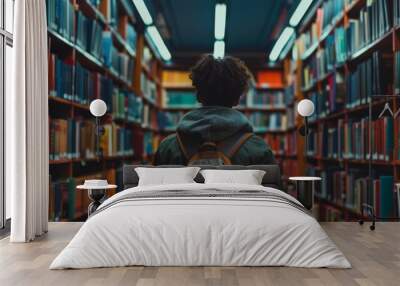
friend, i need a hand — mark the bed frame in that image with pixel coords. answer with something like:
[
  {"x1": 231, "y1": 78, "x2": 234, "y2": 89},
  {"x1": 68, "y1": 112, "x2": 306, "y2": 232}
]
[{"x1": 123, "y1": 165, "x2": 281, "y2": 190}]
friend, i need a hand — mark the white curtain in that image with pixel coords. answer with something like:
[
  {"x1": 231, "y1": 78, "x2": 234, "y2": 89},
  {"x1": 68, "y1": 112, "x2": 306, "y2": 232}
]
[{"x1": 7, "y1": 0, "x2": 49, "y2": 242}]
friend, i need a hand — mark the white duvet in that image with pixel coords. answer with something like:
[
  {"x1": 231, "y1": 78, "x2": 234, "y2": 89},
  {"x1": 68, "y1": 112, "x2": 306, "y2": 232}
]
[{"x1": 50, "y1": 183, "x2": 351, "y2": 269}]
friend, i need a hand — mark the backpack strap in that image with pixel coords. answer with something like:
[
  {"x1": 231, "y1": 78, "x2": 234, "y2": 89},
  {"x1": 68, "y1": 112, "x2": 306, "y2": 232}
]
[
  {"x1": 176, "y1": 133, "x2": 193, "y2": 161},
  {"x1": 177, "y1": 132, "x2": 253, "y2": 162},
  {"x1": 219, "y1": 133, "x2": 253, "y2": 158}
]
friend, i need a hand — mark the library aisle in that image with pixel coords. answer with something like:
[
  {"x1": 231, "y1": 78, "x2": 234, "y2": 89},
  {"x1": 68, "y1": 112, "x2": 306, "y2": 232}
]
[{"x1": 46, "y1": 0, "x2": 400, "y2": 223}]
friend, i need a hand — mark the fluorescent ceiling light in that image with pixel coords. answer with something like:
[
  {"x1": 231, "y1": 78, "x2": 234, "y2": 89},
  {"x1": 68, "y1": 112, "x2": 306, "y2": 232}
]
[
  {"x1": 289, "y1": 0, "x2": 313, "y2": 27},
  {"x1": 132, "y1": 0, "x2": 153, "y2": 25},
  {"x1": 146, "y1": 26, "x2": 171, "y2": 61},
  {"x1": 269, "y1": 27, "x2": 294, "y2": 62},
  {"x1": 214, "y1": 3, "x2": 227, "y2": 40},
  {"x1": 213, "y1": 40, "x2": 225, "y2": 59}
]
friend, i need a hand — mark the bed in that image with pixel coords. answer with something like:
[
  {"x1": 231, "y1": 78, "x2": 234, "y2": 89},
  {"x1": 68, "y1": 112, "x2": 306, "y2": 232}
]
[{"x1": 50, "y1": 165, "x2": 351, "y2": 269}]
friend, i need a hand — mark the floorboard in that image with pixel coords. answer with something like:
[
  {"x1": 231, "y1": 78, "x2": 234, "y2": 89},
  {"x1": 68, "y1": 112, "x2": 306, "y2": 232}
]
[{"x1": 0, "y1": 222, "x2": 399, "y2": 286}]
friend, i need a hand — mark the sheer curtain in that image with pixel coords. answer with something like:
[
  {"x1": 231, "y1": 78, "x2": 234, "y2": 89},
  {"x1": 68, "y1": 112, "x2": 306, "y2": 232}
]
[{"x1": 7, "y1": 0, "x2": 49, "y2": 242}]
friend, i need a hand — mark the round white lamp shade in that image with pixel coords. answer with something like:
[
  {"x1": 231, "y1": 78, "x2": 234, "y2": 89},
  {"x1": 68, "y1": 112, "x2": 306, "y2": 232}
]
[
  {"x1": 297, "y1": 99, "x2": 315, "y2": 117},
  {"x1": 90, "y1": 99, "x2": 107, "y2": 117}
]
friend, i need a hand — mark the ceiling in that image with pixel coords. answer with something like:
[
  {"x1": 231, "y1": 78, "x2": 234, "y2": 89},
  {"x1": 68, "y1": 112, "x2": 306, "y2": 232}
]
[{"x1": 143, "y1": 0, "x2": 297, "y2": 69}]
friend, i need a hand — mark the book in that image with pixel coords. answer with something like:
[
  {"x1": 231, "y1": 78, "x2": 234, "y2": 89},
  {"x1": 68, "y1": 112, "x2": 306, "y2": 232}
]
[
  {"x1": 142, "y1": 46, "x2": 155, "y2": 72},
  {"x1": 162, "y1": 90, "x2": 199, "y2": 108},
  {"x1": 87, "y1": 17, "x2": 104, "y2": 61},
  {"x1": 49, "y1": 53, "x2": 74, "y2": 100},
  {"x1": 141, "y1": 72, "x2": 157, "y2": 103},
  {"x1": 126, "y1": 23, "x2": 137, "y2": 52},
  {"x1": 284, "y1": 83, "x2": 295, "y2": 105},
  {"x1": 100, "y1": 0, "x2": 118, "y2": 26},
  {"x1": 284, "y1": 131, "x2": 297, "y2": 156},
  {"x1": 248, "y1": 112, "x2": 287, "y2": 132},
  {"x1": 100, "y1": 123, "x2": 134, "y2": 157},
  {"x1": 75, "y1": 63, "x2": 100, "y2": 105},
  {"x1": 380, "y1": 176, "x2": 394, "y2": 218},
  {"x1": 395, "y1": 0, "x2": 400, "y2": 26},
  {"x1": 49, "y1": 51, "x2": 138, "y2": 108},
  {"x1": 46, "y1": 0, "x2": 74, "y2": 41},
  {"x1": 247, "y1": 90, "x2": 284, "y2": 108},
  {"x1": 345, "y1": 0, "x2": 391, "y2": 56},
  {"x1": 306, "y1": 115, "x2": 393, "y2": 161},
  {"x1": 127, "y1": 93, "x2": 143, "y2": 123},
  {"x1": 345, "y1": 51, "x2": 392, "y2": 108},
  {"x1": 76, "y1": 11, "x2": 89, "y2": 50},
  {"x1": 143, "y1": 131, "x2": 154, "y2": 157},
  {"x1": 302, "y1": 56, "x2": 317, "y2": 90},
  {"x1": 321, "y1": 0, "x2": 344, "y2": 31},
  {"x1": 162, "y1": 70, "x2": 192, "y2": 87},
  {"x1": 49, "y1": 119, "x2": 96, "y2": 161},
  {"x1": 257, "y1": 70, "x2": 283, "y2": 88},
  {"x1": 395, "y1": 51, "x2": 400, "y2": 94},
  {"x1": 103, "y1": 32, "x2": 135, "y2": 83},
  {"x1": 110, "y1": 89, "x2": 143, "y2": 123}
]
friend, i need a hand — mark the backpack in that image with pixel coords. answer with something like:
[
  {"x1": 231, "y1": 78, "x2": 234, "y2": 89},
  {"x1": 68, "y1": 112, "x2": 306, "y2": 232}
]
[{"x1": 176, "y1": 132, "x2": 253, "y2": 165}]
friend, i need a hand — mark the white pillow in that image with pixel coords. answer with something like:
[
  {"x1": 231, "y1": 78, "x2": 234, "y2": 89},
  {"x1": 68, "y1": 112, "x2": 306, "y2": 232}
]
[
  {"x1": 135, "y1": 167, "x2": 201, "y2": 186},
  {"x1": 200, "y1": 169, "x2": 266, "y2": 185}
]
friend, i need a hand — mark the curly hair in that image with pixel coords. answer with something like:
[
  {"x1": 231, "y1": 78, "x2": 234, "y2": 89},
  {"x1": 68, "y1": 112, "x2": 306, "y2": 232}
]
[{"x1": 189, "y1": 55, "x2": 253, "y2": 107}]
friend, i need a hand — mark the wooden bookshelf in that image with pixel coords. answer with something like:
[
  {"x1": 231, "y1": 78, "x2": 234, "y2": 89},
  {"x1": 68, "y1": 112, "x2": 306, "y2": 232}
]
[
  {"x1": 282, "y1": 0, "x2": 400, "y2": 221},
  {"x1": 47, "y1": 0, "x2": 164, "y2": 221}
]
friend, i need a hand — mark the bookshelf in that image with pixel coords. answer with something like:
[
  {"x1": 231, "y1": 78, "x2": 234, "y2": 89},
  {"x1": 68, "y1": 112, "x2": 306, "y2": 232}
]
[
  {"x1": 46, "y1": 0, "x2": 163, "y2": 221},
  {"x1": 282, "y1": 0, "x2": 400, "y2": 221},
  {"x1": 46, "y1": 0, "x2": 400, "y2": 222}
]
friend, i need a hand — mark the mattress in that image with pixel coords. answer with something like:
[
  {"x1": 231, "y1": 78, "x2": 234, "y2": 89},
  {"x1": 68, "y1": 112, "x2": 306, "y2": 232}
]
[{"x1": 50, "y1": 183, "x2": 351, "y2": 269}]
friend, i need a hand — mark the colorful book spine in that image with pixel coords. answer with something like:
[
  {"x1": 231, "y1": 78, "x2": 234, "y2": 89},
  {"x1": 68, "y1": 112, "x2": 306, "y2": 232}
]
[
  {"x1": 100, "y1": 123, "x2": 134, "y2": 157},
  {"x1": 75, "y1": 63, "x2": 100, "y2": 105},
  {"x1": 110, "y1": 89, "x2": 143, "y2": 123},
  {"x1": 141, "y1": 73, "x2": 157, "y2": 103},
  {"x1": 316, "y1": 169, "x2": 394, "y2": 218},
  {"x1": 162, "y1": 90, "x2": 199, "y2": 108},
  {"x1": 321, "y1": 0, "x2": 344, "y2": 31},
  {"x1": 380, "y1": 176, "x2": 394, "y2": 218},
  {"x1": 249, "y1": 112, "x2": 287, "y2": 132},
  {"x1": 345, "y1": 51, "x2": 392, "y2": 108},
  {"x1": 50, "y1": 119, "x2": 138, "y2": 160},
  {"x1": 395, "y1": 0, "x2": 400, "y2": 26},
  {"x1": 48, "y1": 53, "x2": 74, "y2": 100},
  {"x1": 247, "y1": 90, "x2": 284, "y2": 108},
  {"x1": 284, "y1": 84, "x2": 295, "y2": 105},
  {"x1": 46, "y1": 0, "x2": 75, "y2": 41},
  {"x1": 127, "y1": 93, "x2": 143, "y2": 123},
  {"x1": 126, "y1": 23, "x2": 137, "y2": 52},
  {"x1": 102, "y1": 32, "x2": 134, "y2": 83},
  {"x1": 345, "y1": 0, "x2": 390, "y2": 56}
]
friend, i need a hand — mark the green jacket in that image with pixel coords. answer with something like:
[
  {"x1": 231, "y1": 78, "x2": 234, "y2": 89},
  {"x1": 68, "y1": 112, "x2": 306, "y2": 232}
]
[{"x1": 154, "y1": 106, "x2": 276, "y2": 165}]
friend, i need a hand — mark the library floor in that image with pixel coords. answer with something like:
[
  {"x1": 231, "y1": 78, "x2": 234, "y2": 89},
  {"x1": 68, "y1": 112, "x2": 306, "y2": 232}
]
[{"x1": 0, "y1": 222, "x2": 399, "y2": 286}]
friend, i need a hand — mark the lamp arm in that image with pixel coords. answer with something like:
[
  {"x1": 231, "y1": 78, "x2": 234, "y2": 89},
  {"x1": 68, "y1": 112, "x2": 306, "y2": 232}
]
[{"x1": 304, "y1": 116, "x2": 308, "y2": 158}]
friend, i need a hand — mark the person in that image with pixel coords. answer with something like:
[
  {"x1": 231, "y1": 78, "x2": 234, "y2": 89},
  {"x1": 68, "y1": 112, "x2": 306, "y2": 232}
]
[{"x1": 153, "y1": 54, "x2": 276, "y2": 165}]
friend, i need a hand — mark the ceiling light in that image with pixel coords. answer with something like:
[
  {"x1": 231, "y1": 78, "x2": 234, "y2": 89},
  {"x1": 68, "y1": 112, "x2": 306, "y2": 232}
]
[
  {"x1": 269, "y1": 27, "x2": 294, "y2": 62},
  {"x1": 289, "y1": 0, "x2": 313, "y2": 27},
  {"x1": 132, "y1": 0, "x2": 153, "y2": 25},
  {"x1": 213, "y1": 40, "x2": 225, "y2": 59},
  {"x1": 146, "y1": 26, "x2": 171, "y2": 61},
  {"x1": 214, "y1": 3, "x2": 227, "y2": 40}
]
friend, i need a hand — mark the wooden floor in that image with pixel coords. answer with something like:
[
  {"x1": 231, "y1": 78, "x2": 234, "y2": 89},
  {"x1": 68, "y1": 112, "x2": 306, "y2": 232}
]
[{"x1": 0, "y1": 222, "x2": 399, "y2": 286}]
